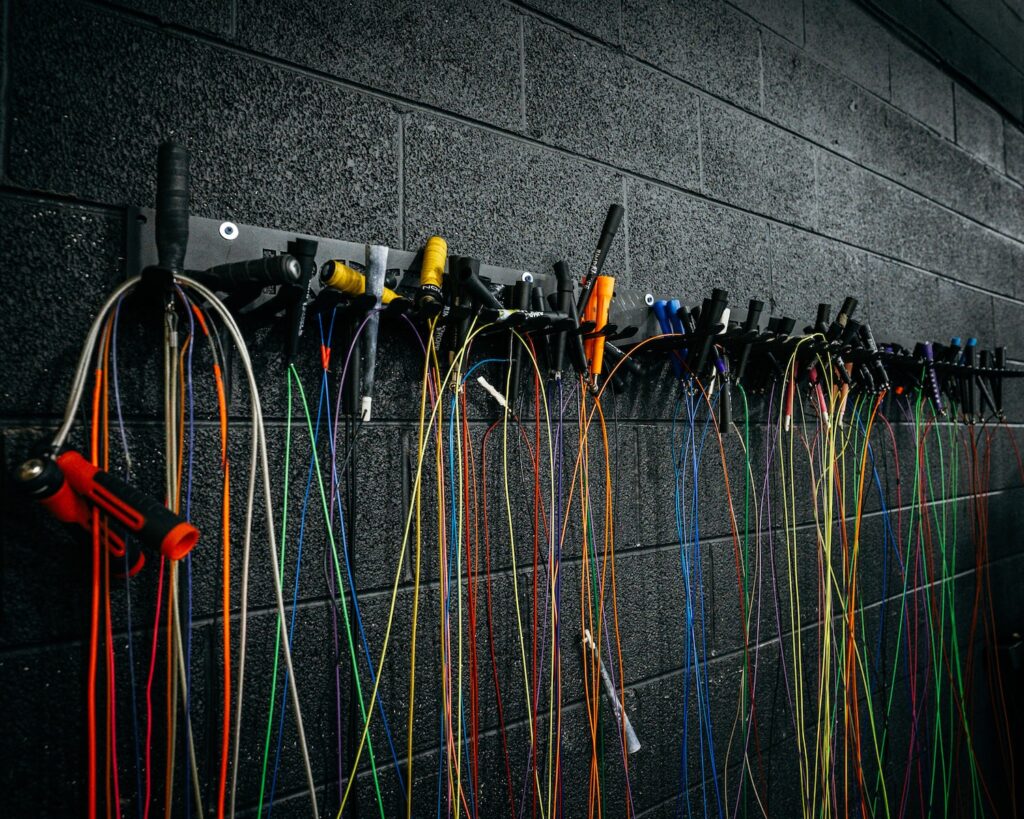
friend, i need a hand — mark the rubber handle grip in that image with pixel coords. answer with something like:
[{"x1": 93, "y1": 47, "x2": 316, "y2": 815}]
[
  {"x1": 599, "y1": 204, "x2": 625, "y2": 247},
  {"x1": 552, "y1": 262, "x2": 577, "y2": 374},
  {"x1": 321, "y1": 261, "x2": 403, "y2": 304},
  {"x1": 994, "y1": 346, "x2": 1006, "y2": 412},
  {"x1": 455, "y1": 258, "x2": 502, "y2": 310},
  {"x1": 604, "y1": 341, "x2": 641, "y2": 376},
  {"x1": 653, "y1": 301, "x2": 683, "y2": 378},
  {"x1": 652, "y1": 300, "x2": 672, "y2": 335},
  {"x1": 57, "y1": 450, "x2": 199, "y2": 560},
  {"x1": 582, "y1": 284, "x2": 598, "y2": 367},
  {"x1": 838, "y1": 297, "x2": 858, "y2": 323},
  {"x1": 321, "y1": 260, "x2": 364, "y2": 295},
  {"x1": 554, "y1": 260, "x2": 573, "y2": 296},
  {"x1": 204, "y1": 255, "x2": 301, "y2": 290},
  {"x1": 742, "y1": 299, "x2": 764, "y2": 332},
  {"x1": 679, "y1": 306, "x2": 697, "y2": 336},
  {"x1": 590, "y1": 276, "x2": 615, "y2": 379},
  {"x1": 566, "y1": 299, "x2": 589, "y2": 376},
  {"x1": 667, "y1": 299, "x2": 684, "y2": 335},
  {"x1": 815, "y1": 303, "x2": 831, "y2": 333},
  {"x1": 720, "y1": 381, "x2": 732, "y2": 428},
  {"x1": 16, "y1": 457, "x2": 144, "y2": 575},
  {"x1": 418, "y1": 236, "x2": 447, "y2": 312},
  {"x1": 156, "y1": 141, "x2": 190, "y2": 272},
  {"x1": 578, "y1": 203, "x2": 625, "y2": 313},
  {"x1": 703, "y1": 291, "x2": 728, "y2": 331}
]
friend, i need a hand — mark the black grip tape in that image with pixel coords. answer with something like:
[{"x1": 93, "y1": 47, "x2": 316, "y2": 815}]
[
  {"x1": 203, "y1": 255, "x2": 302, "y2": 290},
  {"x1": 92, "y1": 469, "x2": 191, "y2": 557},
  {"x1": 156, "y1": 142, "x2": 190, "y2": 272}
]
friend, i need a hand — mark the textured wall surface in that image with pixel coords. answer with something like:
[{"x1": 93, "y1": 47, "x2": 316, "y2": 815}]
[
  {"x1": 2, "y1": 1, "x2": 1024, "y2": 817},
  {"x1": 862, "y1": 0, "x2": 1024, "y2": 123}
]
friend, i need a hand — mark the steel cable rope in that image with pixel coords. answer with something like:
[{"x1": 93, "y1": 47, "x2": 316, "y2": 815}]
[
  {"x1": 723, "y1": 383, "x2": 770, "y2": 819},
  {"x1": 333, "y1": 318, "x2": 501, "y2": 817},
  {"x1": 331, "y1": 327, "x2": 688, "y2": 818}
]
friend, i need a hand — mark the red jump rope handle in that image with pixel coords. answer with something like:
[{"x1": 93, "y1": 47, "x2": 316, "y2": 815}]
[
  {"x1": 14, "y1": 455, "x2": 146, "y2": 575},
  {"x1": 57, "y1": 451, "x2": 199, "y2": 560}
]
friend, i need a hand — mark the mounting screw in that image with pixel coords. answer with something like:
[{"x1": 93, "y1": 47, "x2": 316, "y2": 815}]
[
  {"x1": 521, "y1": 271, "x2": 534, "y2": 283},
  {"x1": 644, "y1": 293, "x2": 655, "y2": 306},
  {"x1": 16, "y1": 458, "x2": 45, "y2": 482},
  {"x1": 219, "y1": 221, "x2": 239, "y2": 241}
]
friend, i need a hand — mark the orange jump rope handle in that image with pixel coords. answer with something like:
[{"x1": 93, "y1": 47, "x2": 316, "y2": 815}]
[
  {"x1": 56, "y1": 451, "x2": 199, "y2": 560},
  {"x1": 583, "y1": 282, "x2": 598, "y2": 371},
  {"x1": 589, "y1": 275, "x2": 616, "y2": 381}
]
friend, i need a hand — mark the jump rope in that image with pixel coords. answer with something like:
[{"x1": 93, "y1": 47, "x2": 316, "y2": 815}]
[{"x1": 17, "y1": 148, "x2": 1020, "y2": 819}]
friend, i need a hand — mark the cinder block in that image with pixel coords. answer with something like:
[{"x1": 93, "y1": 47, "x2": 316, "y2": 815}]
[
  {"x1": 817, "y1": 152, "x2": 1021, "y2": 297},
  {"x1": 944, "y1": 154, "x2": 1024, "y2": 245},
  {"x1": 7, "y1": 0, "x2": 400, "y2": 245},
  {"x1": 404, "y1": 113, "x2": 626, "y2": 282},
  {"x1": 815, "y1": 153, "x2": 910, "y2": 259},
  {"x1": 889, "y1": 41, "x2": 954, "y2": 139},
  {"x1": 767, "y1": 30, "x2": 1024, "y2": 244},
  {"x1": 627, "y1": 180, "x2": 771, "y2": 304},
  {"x1": 524, "y1": 19, "x2": 700, "y2": 189},
  {"x1": 729, "y1": 0, "x2": 804, "y2": 44},
  {"x1": 234, "y1": 0, "x2": 522, "y2": 130},
  {"x1": 880, "y1": 0, "x2": 1024, "y2": 120},
  {"x1": 769, "y1": 225, "x2": 868, "y2": 324},
  {"x1": 804, "y1": 0, "x2": 892, "y2": 98},
  {"x1": 970, "y1": 39, "x2": 1024, "y2": 122},
  {"x1": 987, "y1": 429, "x2": 1024, "y2": 496},
  {"x1": 936, "y1": 278, "x2": 995, "y2": 346},
  {"x1": 940, "y1": 216, "x2": 1024, "y2": 301},
  {"x1": 0, "y1": 197, "x2": 123, "y2": 418},
  {"x1": 955, "y1": 85, "x2": 1006, "y2": 172},
  {"x1": 944, "y1": 0, "x2": 1024, "y2": 75},
  {"x1": 0, "y1": 643, "x2": 86, "y2": 813},
  {"x1": 107, "y1": 0, "x2": 233, "y2": 35},
  {"x1": 991, "y1": 552, "x2": 1024, "y2": 625},
  {"x1": 992, "y1": 296, "x2": 1024, "y2": 369},
  {"x1": 520, "y1": 0, "x2": 622, "y2": 43},
  {"x1": 1006, "y1": 122, "x2": 1024, "y2": 183},
  {"x1": 623, "y1": 0, "x2": 761, "y2": 111},
  {"x1": 700, "y1": 99, "x2": 817, "y2": 228},
  {"x1": 764, "y1": 32, "x2": 883, "y2": 159},
  {"x1": 864, "y1": 255, "x2": 939, "y2": 350}
]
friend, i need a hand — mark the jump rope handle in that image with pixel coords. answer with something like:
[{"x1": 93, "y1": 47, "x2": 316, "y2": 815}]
[
  {"x1": 417, "y1": 236, "x2": 447, "y2": 317},
  {"x1": 57, "y1": 451, "x2": 198, "y2": 560},
  {"x1": 577, "y1": 203, "x2": 624, "y2": 315},
  {"x1": 14, "y1": 452, "x2": 197, "y2": 563},
  {"x1": 155, "y1": 141, "x2": 190, "y2": 273},
  {"x1": 201, "y1": 255, "x2": 302, "y2": 289}
]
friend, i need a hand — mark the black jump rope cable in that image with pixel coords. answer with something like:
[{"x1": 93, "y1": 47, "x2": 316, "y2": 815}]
[{"x1": 49, "y1": 273, "x2": 320, "y2": 818}]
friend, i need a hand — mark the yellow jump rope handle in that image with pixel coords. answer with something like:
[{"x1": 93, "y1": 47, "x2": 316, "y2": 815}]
[
  {"x1": 321, "y1": 260, "x2": 403, "y2": 305},
  {"x1": 417, "y1": 236, "x2": 447, "y2": 316}
]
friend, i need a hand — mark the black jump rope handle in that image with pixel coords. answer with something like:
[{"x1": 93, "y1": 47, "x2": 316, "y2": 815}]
[
  {"x1": 156, "y1": 141, "x2": 190, "y2": 272},
  {"x1": 577, "y1": 203, "x2": 624, "y2": 314},
  {"x1": 202, "y1": 255, "x2": 302, "y2": 289}
]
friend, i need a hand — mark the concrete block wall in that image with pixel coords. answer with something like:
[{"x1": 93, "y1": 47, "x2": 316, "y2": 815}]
[
  {"x1": 862, "y1": 0, "x2": 1024, "y2": 123},
  {"x1": 1, "y1": 0, "x2": 1022, "y2": 816}
]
